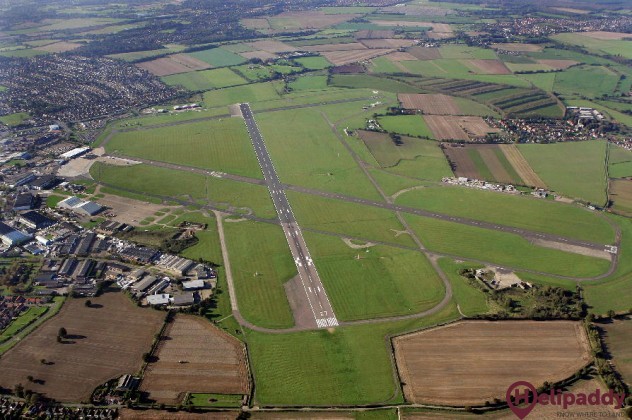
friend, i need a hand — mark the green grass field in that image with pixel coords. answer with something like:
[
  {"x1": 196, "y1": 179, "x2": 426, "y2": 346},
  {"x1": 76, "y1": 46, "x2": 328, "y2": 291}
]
[
  {"x1": 552, "y1": 32, "x2": 632, "y2": 60},
  {"x1": 0, "y1": 306, "x2": 48, "y2": 342},
  {"x1": 293, "y1": 56, "x2": 332, "y2": 70},
  {"x1": 189, "y1": 47, "x2": 246, "y2": 67},
  {"x1": 437, "y1": 258, "x2": 489, "y2": 317},
  {"x1": 377, "y1": 115, "x2": 434, "y2": 138},
  {"x1": 246, "y1": 303, "x2": 459, "y2": 406},
  {"x1": 105, "y1": 118, "x2": 262, "y2": 178},
  {"x1": 112, "y1": 107, "x2": 230, "y2": 130},
  {"x1": 0, "y1": 112, "x2": 30, "y2": 126},
  {"x1": 608, "y1": 144, "x2": 632, "y2": 179},
  {"x1": 403, "y1": 213, "x2": 611, "y2": 278},
  {"x1": 286, "y1": 191, "x2": 414, "y2": 247},
  {"x1": 358, "y1": 131, "x2": 452, "y2": 181},
  {"x1": 202, "y1": 81, "x2": 282, "y2": 107},
  {"x1": 583, "y1": 215, "x2": 632, "y2": 314},
  {"x1": 90, "y1": 163, "x2": 276, "y2": 219},
  {"x1": 288, "y1": 75, "x2": 329, "y2": 91},
  {"x1": 303, "y1": 231, "x2": 445, "y2": 321},
  {"x1": 162, "y1": 68, "x2": 247, "y2": 91},
  {"x1": 256, "y1": 106, "x2": 382, "y2": 200},
  {"x1": 330, "y1": 74, "x2": 421, "y2": 94},
  {"x1": 518, "y1": 140, "x2": 608, "y2": 205},
  {"x1": 553, "y1": 65, "x2": 620, "y2": 98},
  {"x1": 395, "y1": 185, "x2": 615, "y2": 244},
  {"x1": 224, "y1": 221, "x2": 295, "y2": 328}
]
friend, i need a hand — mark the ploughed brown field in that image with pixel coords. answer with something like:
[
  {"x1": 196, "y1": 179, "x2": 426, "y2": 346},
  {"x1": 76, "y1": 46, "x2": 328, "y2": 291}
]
[
  {"x1": 398, "y1": 93, "x2": 461, "y2": 115},
  {"x1": 407, "y1": 46, "x2": 442, "y2": 60},
  {"x1": 609, "y1": 179, "x2": 632, "y2": 216},
  {"x1": 393, "y1": 320, "x2": 592, "y2": 406},
  {"x1": 321, "y1": 49, "x2": 393, "y2": 66},
  {"x1": 0, "y1": 290, "x2": 165, "y2": 402},
  {"x1": 247, "y1": 40, "x2": 298, "y2": 54},
  {"x1": 140, "y1": 314, "x2": 250, "y2": 404},
  {"x1": 424, "y1": 115, "x2": 498, "y2": 140},
  {"x1": 537, "y1": 59, "x2": 579, "y2": 70},
  {"x1": 601, "y1": 316, "x2": 632, "y2": 386},
  {"x1": 491, "y1": 43, "x2": 544, "y2": 52},
  {"x1": 136, "y1": 54, "x2": 211, "y2": 76},
  {"x1": 402, "y1": 378, "x2": 622, "y2": 419},
  {"x1": 499, "y1": 144, "x2": 547, "y2": 188},
  {"x1": 466, "y1": 59, "x2": 511, "y2": 75},
  {"x1": 303, "y1": 42, "x2": 368, "y2": 52},
  {"x1": 359, "y1": 38, "x2": 416, "y2": 49}
]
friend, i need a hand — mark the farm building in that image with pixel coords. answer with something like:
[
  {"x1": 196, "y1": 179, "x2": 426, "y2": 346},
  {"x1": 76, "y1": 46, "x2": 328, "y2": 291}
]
[
  {"x1": 182, "y1": 279, "x2": 205, "y2": 290},
  {"x1": 19, "y1": 211, "x2": 56, "y2": 230},
  {"x1": 57, "y1": 196, "x2": 103, "y2": 216},
  {"x1": 172, "y1": 293, "x2": 195, "y2": 306},
  {"x1": 60, "y1": 147, "x2": 90, "y2": 160},
  {"x1": 0, "y1": 222, "x2": 31, "y2": 246},
  {"x1": 30, "y1": 175, "x2": 58, "y2": 190},
  {"x1": 12, "y1": 193, "x2": 35, "y2": 211},
  {"x1": 132, "y1": 275, "x2": 158, "y2": 293},
  {"x1": 147, "y1": 294, "x2": 171, "y2": 306}
]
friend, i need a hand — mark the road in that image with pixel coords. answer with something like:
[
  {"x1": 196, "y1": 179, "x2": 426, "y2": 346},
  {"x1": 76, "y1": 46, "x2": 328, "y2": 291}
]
[{"x1": 240, "y1": 103, "x2": 339, "y2": 329}]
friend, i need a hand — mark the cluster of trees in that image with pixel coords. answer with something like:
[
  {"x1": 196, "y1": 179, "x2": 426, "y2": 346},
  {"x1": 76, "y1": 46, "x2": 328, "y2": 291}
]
[{"x1": 0, "y1": 261, "x2": 33, "y2": 291}]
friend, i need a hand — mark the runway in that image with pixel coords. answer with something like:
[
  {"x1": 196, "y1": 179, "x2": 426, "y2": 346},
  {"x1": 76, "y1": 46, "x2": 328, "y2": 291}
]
[{"x1": 239, "y1": 103, "x2": 339, "y2": 329}]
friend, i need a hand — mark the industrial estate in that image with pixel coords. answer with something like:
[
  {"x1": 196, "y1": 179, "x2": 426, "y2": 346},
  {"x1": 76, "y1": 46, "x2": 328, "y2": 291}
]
[{"x1": 0, "y1": 0, "x2": 632, "y2": 418}]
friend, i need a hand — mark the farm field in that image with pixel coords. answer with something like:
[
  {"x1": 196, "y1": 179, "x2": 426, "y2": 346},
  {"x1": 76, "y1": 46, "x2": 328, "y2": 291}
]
[
  {"x1": 608, "y1": 144, "x2": 632, "y2": 179},
  {"x1": 140, "y1": 314, "x2": 250, "y2": 404},
  {"x1": 189, "y1": 47, "x2": 246, "y2": 67},
  {"x1": 162, "y1": 68, "x2": 248, "y2": 91},
  {"x1": 0, "y1": 290, "x2": 164, "y2": 402},
  {"x1": 401, "y1": 378, "x2": 623, "y2": 419},
  {"x1": 136, "y1": 54, "x2": 212, "y2": 76},
  {"x1": 518, "y1": 140, "x2": 608, "y2": 205},
  {"x1": 357, "y1": 130, "x2": 451, "y2": 180},
  {"x1": 552, "y1": 32, "x2": 632, "y2": 59},
  {"x1": 398, "y1": 93, "x2": 460, "y2": 114},
  {"x1": 403, "y1": 213, "x2": 611, "y2": 278},
  {"x1": 601, "y1": 317, "x2": 632, "y2": 387},
  {"x1": 105, "y1": 117, "x2": 262, "y2": 178},
  {"x1": 395, "y1": 185, "x2": 615, "y2": 244},
  {"x1": 423, "y1": 115, "x2": 498, "y2": 140},
  {"x1": 376, "y1": 115, "x2": 434, "y2": 138},
  {"x1": 330, "y1": 74, "x2": 420, "y2": 93},
  {"x1": 302, "y1": 231, "x2": 445, "y2": 321},
  {"x1": 223, "y1": 221, "x2": 296, "y2": 329},
  {"x1": 610, "y1": 179, "x2": 632, "y2": 216},
  {"x1": 553, "y1": 65, "x2": 621, "y2": 98},
  {"x1": 393, "y1": 320, "x2": 591, "y2": 405},
  {"x1": 442, "y1": 143, "x2": 545, "y2": 187}
]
